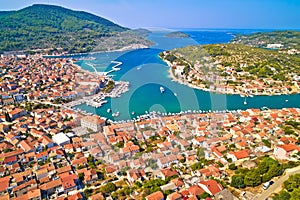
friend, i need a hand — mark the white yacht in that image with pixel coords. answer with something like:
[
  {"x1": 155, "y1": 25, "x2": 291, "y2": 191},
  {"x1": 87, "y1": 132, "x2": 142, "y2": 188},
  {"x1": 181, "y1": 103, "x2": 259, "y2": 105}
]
[{"x1": 112, "y1": 112, "x2": 120, "y2": 117}]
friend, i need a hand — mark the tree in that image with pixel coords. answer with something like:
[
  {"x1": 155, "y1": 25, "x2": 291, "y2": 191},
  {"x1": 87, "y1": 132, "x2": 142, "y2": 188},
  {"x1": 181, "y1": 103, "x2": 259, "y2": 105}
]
[
  {"x1": 191, "y1": 162, "x2": 203, "y2": 171},
  {"x1": 78, "y1": 172, "x2": 85, "y2": 181},
  {"x1": 100, "y1": 182, "x2": 116, "y2": 194},
  {"x1": 257, "y1": 161, "x2": 269, "y2": 174},
  {"x1": 197, "y1": 147, "x2": 205, "y2": 158},
  {"x1": 284, "y1": 174, "x2": 300, "y2": 192},
  {"x1": 231, "y1": 175, "x2": 245, "y2": 188},
  {"x1": 273, "y1": 190, "x2": 291, "y2": 200},
  {"x1": 199, "y1": 192, "x2": 211, "y2": 199},
  {"x1": 229, "y1": 163, "x2": 237, "y2": 170},
  {"x1": 291, "y1": 188, "x2": 300, "y2": 200},
  {"x1": 115, "y1": 141, "x2": 124, "y2": 148},
  {"x1": 268, "y1": 164, "x2": 283, "y2": 177},
  {"x1": 134, "y1": 181, "x2": 142, "y2": 188},
  {"x1": 88, "y1": 154, "x2": 96, "y2": 169},
  {"x1": 83, "y1": 189, "x2": 93, "y2": 198},
  {"x1": 77, "y1": 165, "x2": 85, "y2": 170},
  {"x1": 244, "y1": 171, "x2": 261, "y2": 187}
]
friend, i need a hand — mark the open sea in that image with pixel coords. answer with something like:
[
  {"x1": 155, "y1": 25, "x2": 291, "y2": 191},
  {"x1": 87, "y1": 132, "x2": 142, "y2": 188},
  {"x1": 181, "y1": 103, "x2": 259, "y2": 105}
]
[{"x1": 75, "y1": 29, "x2": 300, "y2": 121}]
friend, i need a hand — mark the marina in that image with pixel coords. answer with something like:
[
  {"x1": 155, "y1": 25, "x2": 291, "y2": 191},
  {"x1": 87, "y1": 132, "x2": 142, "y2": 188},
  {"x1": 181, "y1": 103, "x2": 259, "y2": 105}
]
[{"x1": 74, "y1": 30, "x2": 300, "y2": 121}]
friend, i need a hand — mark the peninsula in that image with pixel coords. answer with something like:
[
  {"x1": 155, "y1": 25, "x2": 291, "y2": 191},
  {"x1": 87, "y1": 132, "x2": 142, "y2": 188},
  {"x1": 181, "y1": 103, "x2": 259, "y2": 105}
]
[
  {"x1": 160, "y1": 41, "x2": 300, "y2": 96},
  {"x1": 231, "y1": 30, "x2": 300, "y2": 54}
]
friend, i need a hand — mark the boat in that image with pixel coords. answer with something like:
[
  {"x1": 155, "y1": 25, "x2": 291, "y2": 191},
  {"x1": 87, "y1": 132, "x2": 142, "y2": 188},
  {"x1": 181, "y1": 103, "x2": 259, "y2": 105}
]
[
  {"x1": 112, "y1": 112, "x2": 120, "y2": 117},
  {"x1": 174, "y1": 92, "x2": 177, "y2": 96},
  {"x1": 285, "y1": 99, "x2": 289, "y2": 102},
  {"x1": 261, "y1": 106, "x2": 269, "y2": 111},
  {"x1": 244, "y1": 98, "x2": 247, "y2": 105},
  {"x1": 160, "y1": 86, "x2": 165, "y2": 93},
  {"x1": 137, "y1": 67, "x2": 141, "y2": 70},
  {"x1": 249, "y1": 94, "x2": 254, "y2": 98},
  {"x1": 132, "y1": 111, "x2": 135, "y2": 115},
  {"x1": 107, "y1": 108, "x2": 111, "y2": 113}
]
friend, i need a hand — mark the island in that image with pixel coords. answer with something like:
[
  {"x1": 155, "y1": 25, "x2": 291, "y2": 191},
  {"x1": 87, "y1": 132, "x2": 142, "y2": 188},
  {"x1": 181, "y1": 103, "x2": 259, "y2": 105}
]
[
  {"x1": 160, "y1": 43, "x2": 300, "y2": 96},
  {"x1": 164, "y1": 31, "x2": 190, "y2": 38}
]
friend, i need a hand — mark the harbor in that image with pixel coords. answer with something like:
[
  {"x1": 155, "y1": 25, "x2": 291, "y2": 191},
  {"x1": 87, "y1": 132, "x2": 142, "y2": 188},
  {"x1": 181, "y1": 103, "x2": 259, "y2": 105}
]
[
  {"x1": 73, "y1": 31, "x2": 300, "y2": 121},
  {"x1": 66, "y1": 81, "x2": 130, "y2": 109}
]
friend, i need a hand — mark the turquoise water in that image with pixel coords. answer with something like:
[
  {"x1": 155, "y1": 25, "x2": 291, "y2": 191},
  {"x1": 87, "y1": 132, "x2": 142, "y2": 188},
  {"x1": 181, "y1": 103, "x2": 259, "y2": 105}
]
[{"x1": 76, "y1": 30, "x2": 300, "y2": 121}]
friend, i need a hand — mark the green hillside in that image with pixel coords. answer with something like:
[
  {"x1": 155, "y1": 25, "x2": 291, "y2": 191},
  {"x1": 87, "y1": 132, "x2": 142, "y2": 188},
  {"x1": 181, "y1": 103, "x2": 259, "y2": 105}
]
[
  {"x1": 160, "y1": 43, "x2": 300, "y2": 95},
  {"x1": 0, "y1": 4, "x2": 132, "y2": 53},
  {"x1": 231, "y1": 31, "x2": 300, "y2": 51}
]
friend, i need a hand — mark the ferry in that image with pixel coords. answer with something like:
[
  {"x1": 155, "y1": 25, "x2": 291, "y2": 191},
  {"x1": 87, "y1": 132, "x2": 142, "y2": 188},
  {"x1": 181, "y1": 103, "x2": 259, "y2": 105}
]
[{"x1": 160, "y1": 86, "x2": 165, "y2": 93}]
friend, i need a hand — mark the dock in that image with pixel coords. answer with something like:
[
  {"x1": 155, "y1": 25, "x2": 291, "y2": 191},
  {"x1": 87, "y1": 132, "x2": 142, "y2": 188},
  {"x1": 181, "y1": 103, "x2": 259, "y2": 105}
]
[{"x1": 85, "y1": 60, "x2": 122, "y2": 76}]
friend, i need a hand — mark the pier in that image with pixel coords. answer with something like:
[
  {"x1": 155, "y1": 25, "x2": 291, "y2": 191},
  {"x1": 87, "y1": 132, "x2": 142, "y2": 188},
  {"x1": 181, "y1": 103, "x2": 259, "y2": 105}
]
[
  {"x1": 66, "y1": 81, "x2": 129, "y2": 109},
  {"x1": 85, "y1": 61, "x2": 122, "y2": 76}
]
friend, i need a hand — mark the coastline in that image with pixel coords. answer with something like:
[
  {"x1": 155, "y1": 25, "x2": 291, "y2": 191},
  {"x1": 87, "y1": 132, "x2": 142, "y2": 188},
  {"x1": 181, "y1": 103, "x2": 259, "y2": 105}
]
[
  {"x1": 162, "y1": 57, "x2": 299, "y2": 97},
  {"x1": 43, "y1": 44, "x2": 149, "y2": 58}
]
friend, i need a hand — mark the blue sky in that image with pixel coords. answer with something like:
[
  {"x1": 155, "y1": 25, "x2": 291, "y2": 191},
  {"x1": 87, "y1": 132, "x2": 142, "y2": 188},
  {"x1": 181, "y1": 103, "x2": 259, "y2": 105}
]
[{"x1": 0, "y1": 0, "x2": 300, "y2": 29}]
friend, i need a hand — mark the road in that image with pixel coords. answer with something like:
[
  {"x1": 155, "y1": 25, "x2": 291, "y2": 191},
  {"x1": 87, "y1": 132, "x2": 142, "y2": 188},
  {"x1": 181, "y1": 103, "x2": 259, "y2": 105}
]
[{"x1": 253, "y1": 165, "x2": 300, "y2": 200}]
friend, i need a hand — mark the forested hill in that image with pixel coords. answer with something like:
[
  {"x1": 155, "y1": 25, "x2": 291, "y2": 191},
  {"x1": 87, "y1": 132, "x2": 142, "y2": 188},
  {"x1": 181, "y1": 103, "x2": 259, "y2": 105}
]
[
  {"x1": 0, "y1": 4, "x2": 130, "y2": 53},
  {"x1": 231, "y1": 31, "x2": 300, "y2": 51}
]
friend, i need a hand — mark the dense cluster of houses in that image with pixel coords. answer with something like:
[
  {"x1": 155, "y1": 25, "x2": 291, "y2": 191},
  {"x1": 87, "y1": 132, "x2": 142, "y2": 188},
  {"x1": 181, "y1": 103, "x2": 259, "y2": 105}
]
[
  {"x1": 0, "y1": 55, "x2": 109, "y2": 105},
  {"x1": 1, "y1": 55, "x2": 300, "y2": 200},
  {"x1": 1, "y1": 96, "x2": 299, "y2": 199}
]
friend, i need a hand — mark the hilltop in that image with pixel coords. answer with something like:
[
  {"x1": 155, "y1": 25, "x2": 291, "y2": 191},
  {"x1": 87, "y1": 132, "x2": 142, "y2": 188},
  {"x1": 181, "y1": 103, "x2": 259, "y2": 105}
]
[
  {"x1": 0, "y1": 4, "x2": 152, "y2": 54},
  {"x1": 231, "y1": 30, "x2": 300, "y2": 54},
  {"x1": 160, "y1": 43, "x2": 300, "y2": 95}
]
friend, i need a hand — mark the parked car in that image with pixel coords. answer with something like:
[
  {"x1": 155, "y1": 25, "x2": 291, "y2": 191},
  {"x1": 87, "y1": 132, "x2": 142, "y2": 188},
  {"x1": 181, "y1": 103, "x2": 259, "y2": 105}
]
[
  {"x1": 263, "y1": 182, "x2": 270, "y2": 190},
  {"x1": 263, "y1": 180, "x2": 274, "y2": 190}
]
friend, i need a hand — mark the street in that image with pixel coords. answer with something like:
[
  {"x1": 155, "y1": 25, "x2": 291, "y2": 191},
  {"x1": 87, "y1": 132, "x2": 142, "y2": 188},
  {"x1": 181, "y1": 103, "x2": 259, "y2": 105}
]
[{"x1": 253, "y1": 165, "x2": 300, "y2": 200}]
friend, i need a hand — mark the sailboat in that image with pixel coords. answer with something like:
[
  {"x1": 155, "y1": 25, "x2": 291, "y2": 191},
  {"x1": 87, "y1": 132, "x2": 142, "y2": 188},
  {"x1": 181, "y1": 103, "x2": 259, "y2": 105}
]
[{"x1": 244, "y1": 97, "x2": 247, "y2": 105}]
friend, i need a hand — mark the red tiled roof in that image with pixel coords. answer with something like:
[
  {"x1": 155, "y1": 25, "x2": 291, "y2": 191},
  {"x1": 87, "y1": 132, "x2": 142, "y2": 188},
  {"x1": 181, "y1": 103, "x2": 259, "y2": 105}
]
[
  {"x1": 187, "y1": 185, "x2": 205, "y2": 196},
  {"x1": 0, "y1": 176, "x2": 10, "y2": 193},
  {"x1": 160, "y1": 168, "x2": 178, "y2": 178},
  {"x1": 232, "y1": 149, "x2": 250, "y2": 160},
  {"x1": 145, "y1": 191, "x2": 164, "y2": 200},
  {"x1": 199, "y1": 180, "x2": 223, "y2": 195},
  {"x1": 279, "y1": 144, "x2": 300, "y2": 152}
]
